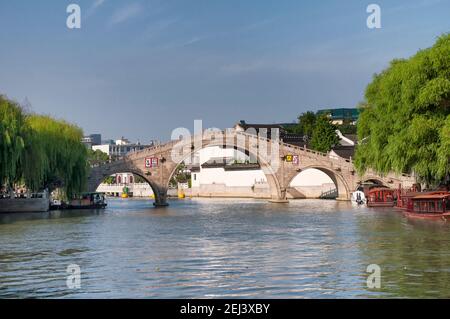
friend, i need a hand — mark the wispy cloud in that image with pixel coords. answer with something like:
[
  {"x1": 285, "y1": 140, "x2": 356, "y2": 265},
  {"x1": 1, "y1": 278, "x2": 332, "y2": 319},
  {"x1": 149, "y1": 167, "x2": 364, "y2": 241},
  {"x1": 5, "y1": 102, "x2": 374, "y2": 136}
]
[
  {"x1": 93, "y1": 0, "x2": 106, "y2": 9},
  {"x1": 182, "y1": 37, "x2": 203, "y2": 47},
  {"x1": 109, "y1": 3, "x2": 143, "y2": 26},
  {"x1": 148, "y1": 35, "x2": 206, "y2": 51},
  {"x1": 86, "y1": 0, "x2": 107, "y2": 18},
  {"x1": 218, "y1": 49, "x2": 385, "y2": 77}
]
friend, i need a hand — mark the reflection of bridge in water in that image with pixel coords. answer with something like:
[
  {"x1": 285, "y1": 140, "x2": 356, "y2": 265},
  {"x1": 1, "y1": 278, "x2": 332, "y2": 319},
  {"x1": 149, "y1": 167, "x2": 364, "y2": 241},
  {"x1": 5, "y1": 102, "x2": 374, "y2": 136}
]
[{"x1": 88, "y1": 130, "x2": 415, "y2": 207}]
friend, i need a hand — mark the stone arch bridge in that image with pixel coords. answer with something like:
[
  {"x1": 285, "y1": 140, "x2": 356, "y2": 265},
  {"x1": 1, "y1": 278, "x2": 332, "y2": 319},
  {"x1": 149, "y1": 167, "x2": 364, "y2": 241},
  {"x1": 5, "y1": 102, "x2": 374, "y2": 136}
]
[{"x1": 88, "y1": 130, "x2": 415, "y2": 207}]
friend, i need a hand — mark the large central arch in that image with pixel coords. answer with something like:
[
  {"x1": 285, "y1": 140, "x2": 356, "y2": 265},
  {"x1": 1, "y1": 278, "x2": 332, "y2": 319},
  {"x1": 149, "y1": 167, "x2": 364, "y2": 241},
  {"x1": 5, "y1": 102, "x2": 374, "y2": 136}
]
[{"x1": 165, "y1": 141, "x2": 284, "y2": 201}]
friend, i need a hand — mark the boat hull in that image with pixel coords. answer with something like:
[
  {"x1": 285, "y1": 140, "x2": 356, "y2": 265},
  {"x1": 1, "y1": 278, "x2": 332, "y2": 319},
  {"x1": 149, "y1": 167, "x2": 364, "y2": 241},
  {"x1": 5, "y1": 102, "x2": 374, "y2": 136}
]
[
  {"x1": 67, "y1": 204, "x2": 107, "y2": 210},
  {"x1": 404, "y1": 212, "x2": 450, "y2": 220},
  {"x1": 367, "y1": 202, "x2": 395, "y2": 207},
  {"x1": 0, "y1": 198, "x2": 50, "y2": 213}
]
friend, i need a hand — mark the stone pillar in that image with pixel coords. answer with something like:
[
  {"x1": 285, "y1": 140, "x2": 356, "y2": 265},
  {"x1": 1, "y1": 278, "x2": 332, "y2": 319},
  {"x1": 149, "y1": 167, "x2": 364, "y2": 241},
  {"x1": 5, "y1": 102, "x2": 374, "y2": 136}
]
[
  {"x1": 268, "y1": 157, "x2": 289, "y2": 203},
  {"x1": 335, "y1": 174, "x2": 351, "y2": 201},
  {"x1": 153, "y1": 187, "x2": 169, "y2": 207}
]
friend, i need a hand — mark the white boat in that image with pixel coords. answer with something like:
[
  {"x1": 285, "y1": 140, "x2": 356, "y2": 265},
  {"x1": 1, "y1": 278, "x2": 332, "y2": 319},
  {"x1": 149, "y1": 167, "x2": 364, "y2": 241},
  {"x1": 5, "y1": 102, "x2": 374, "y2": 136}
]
[
  {"x1": 0, "y1": 190, "x2": 50, "y2": 213},
  {"x1": 351, "y1": 190, "x2": 366, "y2": 205}
]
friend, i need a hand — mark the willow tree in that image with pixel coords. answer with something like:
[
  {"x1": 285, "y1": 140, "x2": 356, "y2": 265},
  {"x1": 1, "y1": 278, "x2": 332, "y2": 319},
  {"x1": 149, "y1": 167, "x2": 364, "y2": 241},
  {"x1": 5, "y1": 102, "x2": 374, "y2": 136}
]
[
  {"x1": 355, "y1": 33, "x2": 450, "y2": 187},
  {"x1": 0, "y1": 95, "x2": 27, "y2": 187},
  {"x1": 1, "y1": 95, "x2": 89, "y2": 197},
  {"x1": 22, "y1": 115, "x2": 88, "y2": 198}
]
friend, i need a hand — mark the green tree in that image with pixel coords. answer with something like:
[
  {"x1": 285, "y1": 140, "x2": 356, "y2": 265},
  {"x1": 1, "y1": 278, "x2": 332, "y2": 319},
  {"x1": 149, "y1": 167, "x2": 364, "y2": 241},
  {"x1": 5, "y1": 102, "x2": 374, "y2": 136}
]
[
  {"x1": 0, "y1": 95, "x2": 27, "y2": 188},
  {"x1": 310, "y1": 115, "x2": 339, "y2": 153},
  {"x1": 88, "y1": 149, "x2": 110, "y2": 166},
  {"x1": 337, "y1": 121, "x2": 357, "y2": 135},
  {"x1": 355, "y1": 33, "x2": 450, "y2": 187},
  {"x1": 1, "y1": 94, "x2": 89, "y2": 198},
  {"x1": 22, "y1": 115, "x2": 88, "y2": 198},
  {"x1": 102, "y1": 175, "x2": 115, "y2": 184},
  {"x1": 169, "y1": 162, "x2": 190, "y2": 187},
  {"x1": 294, "y1": 111, "x2": 317, "y2": 137}
]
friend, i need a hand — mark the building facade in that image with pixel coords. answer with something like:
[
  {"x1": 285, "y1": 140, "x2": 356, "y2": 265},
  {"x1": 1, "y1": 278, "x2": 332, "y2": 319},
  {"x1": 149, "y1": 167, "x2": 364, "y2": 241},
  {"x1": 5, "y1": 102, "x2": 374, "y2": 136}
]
[
  {"x1": 81, "y1": 134, "x2": 102, "y2": 149},
  {"x1": 317, "y1": 108, "x2": 360, "y2": 125},
  {"x1": 92, "y1": 137, "x2": 153, "y2": 158}
]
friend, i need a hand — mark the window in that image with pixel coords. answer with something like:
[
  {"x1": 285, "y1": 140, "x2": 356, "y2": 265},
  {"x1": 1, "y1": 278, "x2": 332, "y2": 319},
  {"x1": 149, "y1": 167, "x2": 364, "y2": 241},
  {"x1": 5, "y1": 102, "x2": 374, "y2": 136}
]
[
  {"x1": 420, "y1": 202, "x2": 427, "y2": 212},
  {"x1": 446, "y1": 199, "x2": 450, "y2": 211},
  {"x1": 193, "y1": 174, "x2": 196, "y2": 181},
  {"x1": 414, "y1": 202, "x2": 420, "y2": 211},
  {"x1": 437, "y1": 201, "x2": 443, "y2": 212},
  {"x1": 429, "y1": 201, "x2": 435, "y2": 212}
]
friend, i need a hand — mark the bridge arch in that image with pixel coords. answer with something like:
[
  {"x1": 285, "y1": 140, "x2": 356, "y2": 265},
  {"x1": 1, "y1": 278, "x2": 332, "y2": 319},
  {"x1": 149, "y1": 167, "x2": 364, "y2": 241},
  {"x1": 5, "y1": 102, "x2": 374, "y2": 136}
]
[
  {"x1": 361, "y1": 176, "x2": 390, "y2": 188},
  {"x1": 286, "y1": 165, "x2": 351, "y2": 200},
  {"x1": 88, "y1": 168, "x2": 164, "y2": 206},
  {"x1": 166, "y1": 142, "x2": 284, "y2": 201}
]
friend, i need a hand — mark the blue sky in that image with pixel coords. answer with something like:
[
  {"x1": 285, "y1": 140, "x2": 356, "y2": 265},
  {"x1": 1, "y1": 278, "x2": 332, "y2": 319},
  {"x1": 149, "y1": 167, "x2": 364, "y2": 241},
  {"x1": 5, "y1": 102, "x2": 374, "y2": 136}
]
[{"x1": 0, "y1": 0, "x2": 449, "y2": 142}]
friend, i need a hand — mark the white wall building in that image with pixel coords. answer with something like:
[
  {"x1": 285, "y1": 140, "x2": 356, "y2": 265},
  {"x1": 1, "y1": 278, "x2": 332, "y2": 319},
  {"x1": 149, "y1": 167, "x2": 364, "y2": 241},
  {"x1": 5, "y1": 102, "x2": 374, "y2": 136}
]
[{"x1": 92, "y1": 137, "x2": 152, "y2": 157}]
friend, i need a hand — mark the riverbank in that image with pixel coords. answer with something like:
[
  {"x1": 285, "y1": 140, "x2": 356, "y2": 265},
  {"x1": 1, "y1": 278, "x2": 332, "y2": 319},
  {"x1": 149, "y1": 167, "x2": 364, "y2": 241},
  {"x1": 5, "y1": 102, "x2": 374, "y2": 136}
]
[{"x1": 97, "y1": 183, "x2": 337, "y2": 200}]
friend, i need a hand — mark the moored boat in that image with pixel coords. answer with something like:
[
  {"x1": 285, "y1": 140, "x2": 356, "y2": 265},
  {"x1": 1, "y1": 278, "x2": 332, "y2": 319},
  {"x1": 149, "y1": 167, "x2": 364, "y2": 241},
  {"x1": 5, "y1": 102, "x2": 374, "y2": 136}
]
[
  {"x1": 351, "y1": 190, "x2": 366, "y2": 205},
  {"x1": 66, "y1": 192, "x2": 107, "y2": 209},
  {"x1": 405, "y1": 193, "x2": 450, "y2": 220},
  {"x1": 396, "y1": 184, "x2": 449, "y2": 211},
  {"x1": 367, "y1": 187, "x2": 396, "y2": 207}
]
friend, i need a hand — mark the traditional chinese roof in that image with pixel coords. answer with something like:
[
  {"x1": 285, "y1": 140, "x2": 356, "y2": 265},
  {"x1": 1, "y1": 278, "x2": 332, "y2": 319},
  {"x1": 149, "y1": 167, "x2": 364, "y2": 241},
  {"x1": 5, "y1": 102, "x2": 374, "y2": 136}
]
[
  {"x1": 413, "y1": 193, "x2": 450, "y2": 200},
  {"x1": 330, "y1": 145, "x2": 355, "y2": 159}
]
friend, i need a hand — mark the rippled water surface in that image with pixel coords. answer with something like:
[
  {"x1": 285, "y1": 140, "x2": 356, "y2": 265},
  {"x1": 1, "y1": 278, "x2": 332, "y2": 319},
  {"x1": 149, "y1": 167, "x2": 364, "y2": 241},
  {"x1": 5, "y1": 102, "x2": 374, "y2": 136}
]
[{"x1": 1, "y1": 198, "x2": 450, "y2": 298}]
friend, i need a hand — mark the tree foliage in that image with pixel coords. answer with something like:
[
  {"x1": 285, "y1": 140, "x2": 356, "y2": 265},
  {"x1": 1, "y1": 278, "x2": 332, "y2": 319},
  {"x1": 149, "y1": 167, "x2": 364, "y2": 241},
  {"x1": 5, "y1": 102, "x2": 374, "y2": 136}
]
[
  {"x1": 88, "y1": 149, "x2": 110, "y2": 166},
  {"x1": 289, "y1": 111, "x2": 317, "y2": 137},
  {"x1": 169, "y1": 162, "x2": 190, "y2": 187},
  {"x1": 0, "y1": 95, "x2": 88, "y2": 197},
  {"x1": 24, "y1": 115, "x2": 88, "y2": 198},
  {"x1": 288, "y1": 111, "x2": 340, "y2": 152},
  {"x1": 0, "y1": 96, "x2": 26, "y2": 187},
  {"x1": 355, "y1": 34, "x2": 450, "y2": 186},
  {"x1": 310, "y1": 115, "x2": 340, "y2": 153}
]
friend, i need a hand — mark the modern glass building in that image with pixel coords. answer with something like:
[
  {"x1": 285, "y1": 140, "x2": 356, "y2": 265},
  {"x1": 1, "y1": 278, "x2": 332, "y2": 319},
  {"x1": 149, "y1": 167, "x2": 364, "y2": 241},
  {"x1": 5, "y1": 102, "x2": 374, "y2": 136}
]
[{"x1": 316, "y1": 108, "x2": 360, "y2": 125}]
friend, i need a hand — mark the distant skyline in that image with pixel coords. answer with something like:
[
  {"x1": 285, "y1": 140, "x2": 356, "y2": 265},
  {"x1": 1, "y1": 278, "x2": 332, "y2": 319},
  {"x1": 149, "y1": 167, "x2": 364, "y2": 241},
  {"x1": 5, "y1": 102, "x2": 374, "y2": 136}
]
[{"x1": 1, "y1": 0, "x2": 449, "y2": 142}]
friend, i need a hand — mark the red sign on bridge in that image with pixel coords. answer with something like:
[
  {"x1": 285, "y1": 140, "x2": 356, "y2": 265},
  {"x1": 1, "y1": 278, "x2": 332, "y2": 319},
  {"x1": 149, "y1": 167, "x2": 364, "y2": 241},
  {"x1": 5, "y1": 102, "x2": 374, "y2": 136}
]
[{"x1": 145, "y1": 157, "x2": 159, "y2": 168}]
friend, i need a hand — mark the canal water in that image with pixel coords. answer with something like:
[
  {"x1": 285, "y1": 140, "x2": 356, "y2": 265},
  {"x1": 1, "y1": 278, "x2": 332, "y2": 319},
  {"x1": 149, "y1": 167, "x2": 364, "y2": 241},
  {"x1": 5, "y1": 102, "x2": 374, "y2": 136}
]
[{"x1": 1, "y1": 198, "x2": 450, "y2": 298}]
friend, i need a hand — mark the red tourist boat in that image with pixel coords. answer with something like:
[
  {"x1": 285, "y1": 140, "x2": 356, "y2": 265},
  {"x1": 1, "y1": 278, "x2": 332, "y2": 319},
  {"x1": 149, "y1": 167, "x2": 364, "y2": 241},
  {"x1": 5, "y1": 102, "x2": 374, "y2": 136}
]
[
  {"x1": 405, "y1": 193, "x2": 450, "y2": 220},
  {"x1": 367, "y1": 187, "x2": 396, "y2": 207},
  {"x1": 396, "y1": 183, "x2": 449, "y2": 211},
  {"x1": 396, "y1": 183, "x2": 420, "y2": 210}
]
